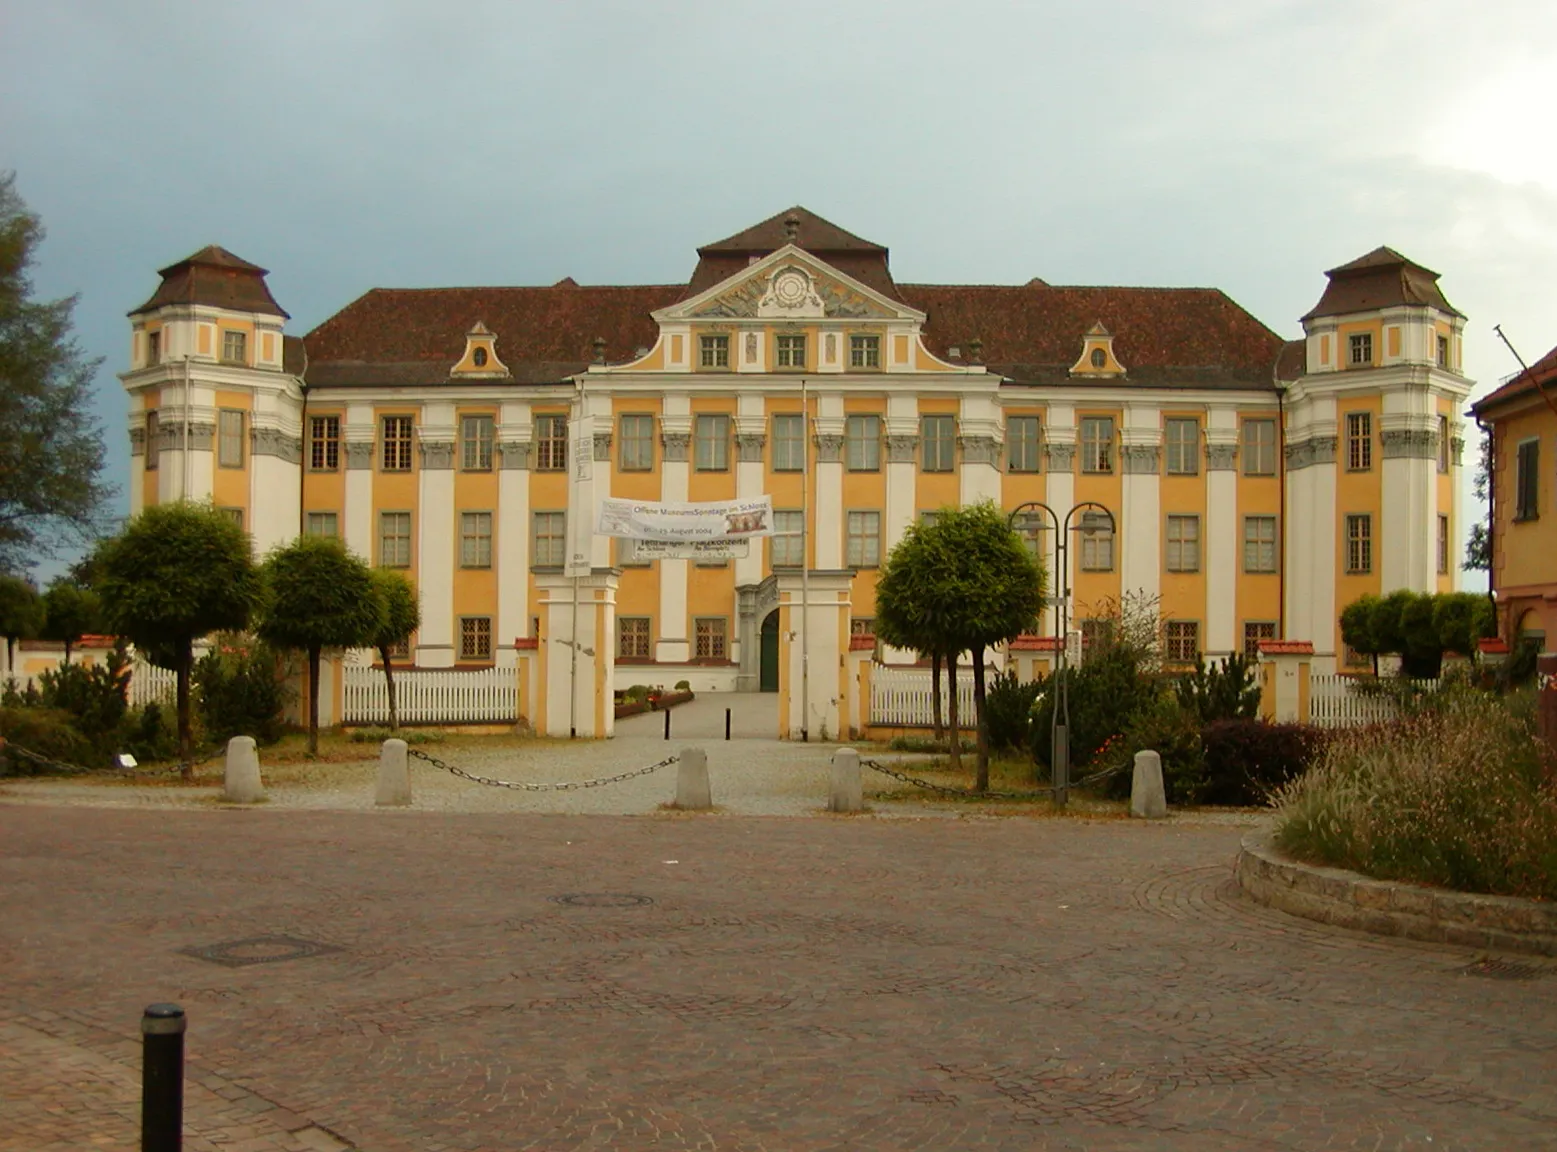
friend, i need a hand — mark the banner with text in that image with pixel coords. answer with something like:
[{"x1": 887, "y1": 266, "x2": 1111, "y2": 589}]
[{"x1": 598, "y1": 496, "x2": 774, "y2": 542}]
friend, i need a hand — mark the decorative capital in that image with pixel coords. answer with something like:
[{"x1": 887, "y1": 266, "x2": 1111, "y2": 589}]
[
  {"x1": 1206, "y1": 443, "x2": 1239, "y2": 471},
  {"x1": 1044, "y1": 442, "x2": 1076, "y2": 473},
  {"x1": 1311, "y1": 436, "x2": 1337, "y2": 465},
  {"x1": 736, "y1": 432, "x2": 766, "y2": 463},
  {"x1": 815, "y1": 433, "x2": 845, "y2": 463},
  {"x1": 128, "y1": 427, "x2": 145, "y2": 455},
  {"x1": 1381, "y1": 428, "x2": 1437, "y2": 460},
  {"x1": 958, "y1": 434, "x2": 1000, "y2": 467},
  {"x1": 593, "y1": 431, "x2": 612, "y2": 462},
  {"x1": 419, "y1": 439, "x2": 455, "y2": 469},
  {"x1": 251, "y1": 426, "x2": 301, "y2": 464},
  {"x1": 498, "y1": 440, "x2": 531, "y2": 470},
  {"x1": 662, "y1": 431, "x2": 690, "y2": 463},
  {"x1": 1451, "y1": 435, "x2": 1466, "y2": 467},
  {"x1": 886, "y1": 434, "x2": 919, "y2": 463},
  {"x1": 345, "y1": 441, "x2": 374, "y2": 470},
  {"x1": 1122, "y1": 445, "x2": 1160, "y2": 474}
]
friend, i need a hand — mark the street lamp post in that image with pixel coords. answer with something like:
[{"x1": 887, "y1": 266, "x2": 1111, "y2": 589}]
[{"x1": 1008, "y1": 499, "x2": 1117, "y2": 807}]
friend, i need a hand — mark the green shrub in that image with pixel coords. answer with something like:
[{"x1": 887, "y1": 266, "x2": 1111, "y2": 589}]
[
  {"x1": 1173, "y1": 653, "x2": 1260, "y2": 725},
  {"x1": 0, "y1": 706, "x2": 96, "y2": 773},
  {"x1": 34, "y1": 646, "x2": 130, "y2": 754},
  {"x1": 674, "y1": 679, "x2": 691, "y2": 691},
  {"x1": 347, "y1": 726, "x2": 445, "y2": 745},
  {"x1": 984, "y1": 670, "x2": 1043, "y2": 752},
  {"x1": 625, "y1": 685, "x2": 651, "y2": 703},
  {"x1": 121, "y1": 702, "x2": 179, "y2": 763},
  {"x1": 1274, "y1": 687, "x2": 1557, "y2": 900},
  {"x1": 1080, "y1": 692, "x2": 1204, "y2": 802},
  {"x1": 194, "y1": 638, "x2": 291, "y2": 745},
  {"x1": 888, "y1": 734, "x2": 975, "y2": 753},
  {"x1": 1200, "y1": 719, "x2": 1326, "y2": 806},
  {"x1": 1031, "y1": 644, "x2": 1160, "y2": 773}
]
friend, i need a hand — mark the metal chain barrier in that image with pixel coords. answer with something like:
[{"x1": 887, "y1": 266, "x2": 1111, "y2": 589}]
[
  {"x1": 406, "y1": 746, "x2": 679, "y2": 792},
  {"x1": 859, "y1": 756, "x2": 1129, "y2": 800},
  {"x1": 0, "y1": 742, "x2": 224, "y2": 780}
]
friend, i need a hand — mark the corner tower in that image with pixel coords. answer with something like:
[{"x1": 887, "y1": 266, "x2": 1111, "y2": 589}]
[{"x1": 120, "y1": 247, "x2": 303, "y2": 552}]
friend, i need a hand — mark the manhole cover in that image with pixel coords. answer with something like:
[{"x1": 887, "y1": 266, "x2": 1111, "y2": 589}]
[
  {"x1": 1457, "y1": 958, "x2": 1549, "y2": 981},
  {"x1": 549, "y1": 893, "x2": 654, "y2": 908},
  {"x1": 179, "y1": 935, "x2": 343, "y2": 968}
]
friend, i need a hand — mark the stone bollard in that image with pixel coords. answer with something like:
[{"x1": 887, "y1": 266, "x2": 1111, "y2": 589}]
[
  {"x1": 674, "y1": 746, "x2": 712, "y2": 810},
  {"x1": 828, "y1": 747, "x2": 863, "y2": 813},
  {"x1": 223, "y1": 736, "x2": 265, "y2": 803},
  {"x1": 376, "y1": 738, "x2": 412, "y2": 807},
  {"x1": 1130, "y1": 749, "x2": 1167, "y2": 819}
]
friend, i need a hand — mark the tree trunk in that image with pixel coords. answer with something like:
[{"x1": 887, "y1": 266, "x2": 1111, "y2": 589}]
[
  {"x1": 381, "y1": 645, "x2": 399, "y2": 731},
  {"x1": 63, "y1": 639, "x2": 73, "y2": 665},
  {"x1": 945, "y1": 649, "x2": 962, "y2": 772},
  {"x1": 930, "y1": 651, "x2": 944, "y2": 741},
  {"x1": 176, "y1": 646, "x2": 193, "y2": 776},
  {"x1": 972, "y1": 648, "x2": 990, "y2": 792},
  {"x1": 308, "y1": 646, "x2": 321, "y2": 756}
]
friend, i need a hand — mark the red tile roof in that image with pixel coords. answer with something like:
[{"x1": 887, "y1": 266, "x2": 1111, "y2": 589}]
[
  {"x1": 1300, "y1": 245, "x2": 1461, "y2": 321},
  {"x1": 131, "y1": 245, "x2": 290, "y2": 319},
  {"x1": 295, "y1": 208, "x2": 1291, "y2": 392},
  {"x1": 1470, "y1": 342, "x2": 1557, "y2": 416}
]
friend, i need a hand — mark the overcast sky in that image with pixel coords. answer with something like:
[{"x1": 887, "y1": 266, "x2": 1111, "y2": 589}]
[{"x1": 5, "y1": 0, "x2": 1555, "y2": 586}]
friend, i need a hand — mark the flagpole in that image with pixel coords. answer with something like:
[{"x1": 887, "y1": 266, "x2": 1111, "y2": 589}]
[{"x1": 800, "y1": 376, "x2": 810, "y2": 743}]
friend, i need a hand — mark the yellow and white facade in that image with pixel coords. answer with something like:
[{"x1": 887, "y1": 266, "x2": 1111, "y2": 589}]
[{"x1": 119, "y1": 211, "x2": 1474, "y2": 737}]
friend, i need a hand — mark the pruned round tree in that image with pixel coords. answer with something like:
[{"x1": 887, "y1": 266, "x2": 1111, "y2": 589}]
[
  {"x1": 368, "y1": 567, "x2": 421, "y2": 731},
  {"x1": 257, "y1": 536, "x2": 384, "y2": 754},
  {"x1": 95, "y1": 502, "x2": 263, "y2": 766},
  {"x1": 876, "y1": 501, "x2": 1045, "y2": 790},
  {"x1": 41, "y1": 580, "x2": 101, "y2": 664}
]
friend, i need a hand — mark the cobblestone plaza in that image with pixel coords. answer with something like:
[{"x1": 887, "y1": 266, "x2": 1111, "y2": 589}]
[{"x1": 3, "y1": 769, "x2": 1555, "y2": 1150}]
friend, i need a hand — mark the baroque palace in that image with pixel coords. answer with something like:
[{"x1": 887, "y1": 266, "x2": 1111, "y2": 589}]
[{"x1": 120, "y1": 207, "x2": 1472, "y2": 737}]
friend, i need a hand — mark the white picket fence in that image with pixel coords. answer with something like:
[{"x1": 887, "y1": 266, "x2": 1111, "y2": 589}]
[
  {"x1": 1308, "y1": 674, "x2": 1440, "y2": 728},
  {"x1": 869, "y1": 663, "x2": 982, "y2": 728},
  {"x1": 341, "y1": 663, "x2": 518, "y2": 725},
  {"x1": 128, "y1": 659, "x2": 178, "y2": 708}
]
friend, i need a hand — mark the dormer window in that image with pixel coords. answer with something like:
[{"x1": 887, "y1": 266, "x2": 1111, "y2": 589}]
[
  {"x1": 473, "y1": 347, "x2": 488, "y2": 368},
  {"x1": 776, "y1": 333, "x2": 806, "y2": 369},
  {"x1": 1090, "y1": 348, "x2": 1106, "y2": 368},
  {"x1": 850, "y1": 335, "x2": 881, "y2": 369},
  {"x1": 1071, "y1": 322, "x2": 1124, "y2": 376},
  {"x1": 454, "y1": 322, "x2": 508, "y2": 377},
  {"x1": 700, "y1": 335, "x2": 730, "y2": 369}
]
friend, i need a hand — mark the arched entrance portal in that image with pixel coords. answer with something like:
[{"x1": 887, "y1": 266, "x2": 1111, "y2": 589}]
[{"x1": 759, "y1": 610, "x2": 780, "y2": 692}]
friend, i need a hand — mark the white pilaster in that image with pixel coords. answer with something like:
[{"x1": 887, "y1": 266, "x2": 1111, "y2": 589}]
[
  {"x1": 496, "y1": 401, "x2": 532, "y2": 660},
  {"x1": 884, "y1": 393, "x2": 918, "y2": 555},
  {"x1": 657, "y1": 396, "x2": 691, "y2": 662},
  {"x1": 1043, "y1": 404, "x2": 1077, "y2": 638},
  {"x1": 344, "y1": 402, "x2": 375, "y2": 561},
  {"x1": 1205, "y1": 408, "x2": 1239, "y2": 657},
  {"x1": 734, "y1": 394, "x2": 766, "y2": 588},
  {"x1": 417, "y1": 402, "x2": 457, "y2": 668},
  {"x1": 814, "y1": 392, "x2": 844, "y2": 570},
  {"x1": 1119, "y1": 406, "x2": 1161, "y2": 602},
  {"x1": 958, "y1": 393, "x2": 1002, "y2": 507}
]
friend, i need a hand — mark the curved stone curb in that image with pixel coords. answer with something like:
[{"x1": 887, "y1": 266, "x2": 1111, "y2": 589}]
[{"x1": 1236, "y1": 828, "x2": 1557, "y2": 957}]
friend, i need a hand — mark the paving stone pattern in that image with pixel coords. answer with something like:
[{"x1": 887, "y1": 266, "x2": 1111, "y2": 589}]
[{"x1": 3, "y1": 806, "x2": 1556, "y2": 1150}]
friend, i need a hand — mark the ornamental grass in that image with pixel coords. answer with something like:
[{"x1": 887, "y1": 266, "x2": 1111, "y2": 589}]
[{"x1": 1273, "y1": 688, "x2": 1557, "y2": 901}]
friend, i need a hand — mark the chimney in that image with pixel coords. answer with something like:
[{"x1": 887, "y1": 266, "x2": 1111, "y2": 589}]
[
  {"x1": 592, "y1": 336, "x2": 607, "y2": 364},
  {"x1": 783, "y1": 213, "x2": 801, "y2": 244},
  {"x1": 968, "y1": 338, "x2": 983, "y2": 365}
]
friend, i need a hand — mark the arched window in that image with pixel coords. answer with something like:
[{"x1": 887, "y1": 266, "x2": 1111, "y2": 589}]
[
  {"x1": 1090, "y1": 348, "x2": 1106, "y2": 368},
  {"x1": 473, "y1": 347, "x2": 488, "y2": 367}
]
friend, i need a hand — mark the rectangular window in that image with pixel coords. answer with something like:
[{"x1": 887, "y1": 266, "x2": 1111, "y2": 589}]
[
  {"x1": 694, "y1": 617, "x2": 728, "y2": 661},
  {"x1": 1346, "y1": 412, "x2": 1372, "y2": 471},
  {"x1": 1243, "y1": 515, "x2": 1278, "y2": 573},
  {"x1": 310, "y1": 415, "x2": 340, "y2": 471},
  {"x1": 305, "y1": 512, "x2": 339, "y2": 538},
  {"x1": 1241, "y1": 418, "x2": 1276, "y2": 476},
  {"x1": 1437, "y1": 415, "x2": 1450, "y2": 473},
  {"x1": 1346, "y1": 514, "x2": 1372, "y2": 574},
  {"x1": 532, "y1": 511, "x2": 566, "y2": 569},
  {"x1": 382, "y1": 415, "x2": 414, "y2": 472},
  {"x1": 459, "y1": 617, "x2": 492, "y2": 661},
  {"x1": 849, "y1": 334, "x2": 880, "y2": 369},
  {"x1": 1166, "y1": 514, "x2": 1201, "y2": 573},
  {"x1": 921, "y1": 415, "x2": 955, "y2": 472},
  {"x1": 1243, "y1": 621, "x2": 1277, "y2": 660},
  {"x1": 461, "y1": 415, "x2": 494, "y2": 471},
  {"x1": 845, "y1": 415, "x2": 880, "y2": 471},
  {"x1": 851, "y1": 616, "x2": 875, "y2": 636},
  {"x1": 1165, "y1": 620, "x2": 1200, "y2": 664},
  {"x1": 379, "y1": 511, "x2": 412, "y2": 568},
  {"x1": 772, "y1": 414, "x2": 804, "y2": 472},
  {"x1": 461, "y1": 512, "x2": 493, "y2": 569},
  {"x1": 1080, "y1": 527, "x2": 1115, "y2": 571},
  {"x1": 1437, "y1": 334, "x2": 1450, "y2": 368},
  {"x1": 1437, "y1": 514, "x2": 1450, "y2": 576},
  {"x1": 775, "y1": 333, "x2": 806, "y2": 369},
  {"x1": 618, "y1": 617, "x2": 651, "y2": 660},
  {"x1": 145, "y1": 411, "x2": 159, "y2": 470},
  {"x1": 1516, "y1": 439, "x2": 1540, "y2": 520},
  {"x1": 1348, "y1": 332, "x2": 1373, "y2": 367},
  {"x1": 217, "y1": 409, "x2": 245, "y2": 469},
  {"x1": 1007, "y1": 415, "x2": 1041, "y2": 473},
  {"x1": 1165, "y1": 418, "x2": 1199, "y2": 475},
  {"x1": 147, "y1": 330, "x2": 160, "y2": 365},
  {"x1": 695, "y1": 414, "x2": 730, "y2": 471},
  {"x1": 534, "y1": 414, "x2": 567, "y2": 472},
  {"x1": 771, "y1": 509, "x2": 804, "y2": 567},
  {"x1": 220, "y1": 507, "x2": 244, "y2": 530},
  {"x1": 699, "y1": 334, "x2": 729, "y2": 369},
  {"x1": 222, "y1": 329, "x2": 247, "y2": 364},
  {"x1": 846, "y1": 510, "x2": 881, "y2": 568},
  {"x1": 1081, "y1": 416, "x2": 1115, "y2": 473},
  {"x1": 619, "y1": 414, "x2": 654, "y2": 471}
]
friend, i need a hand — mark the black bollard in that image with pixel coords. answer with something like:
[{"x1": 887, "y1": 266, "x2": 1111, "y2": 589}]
[
  {"x1": 725, "y1": 708, "x2": 731, "y2": 741},
  {"x1": 141, "y1": 1003, "x2": 185, "y2": 1152},
  {"x1": 663, "y1": 708, "x2": 671, "y2": 740}
]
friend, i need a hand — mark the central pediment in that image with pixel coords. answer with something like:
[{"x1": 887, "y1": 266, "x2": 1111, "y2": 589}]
[{"x1": 654, "y1": 246, "x2": 924, "y2": 325}]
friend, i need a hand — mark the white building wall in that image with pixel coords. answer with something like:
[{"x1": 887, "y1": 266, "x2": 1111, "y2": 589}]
[
  {"x1": 496, "y1": 401, "x2": 532, "y2": 660},
  {"x1": 657, "y1": 397, "x2": 691, "y2": 662},
  {"x1": 417, "y1": 402, "x2": 457, "y2": 668}
]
